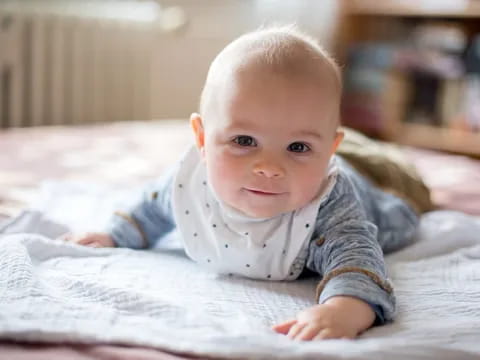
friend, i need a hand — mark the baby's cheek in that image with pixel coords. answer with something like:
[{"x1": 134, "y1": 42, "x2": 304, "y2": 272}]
[
  {"x1": 296, "y1": 168, "x2": 327, "y2": 201},
  {"x1": 208, "y1": 154, "x2": 242, "y2": 194},
  {"x1": 222, "y1": 152, "x2": 246, "y2": 176}
]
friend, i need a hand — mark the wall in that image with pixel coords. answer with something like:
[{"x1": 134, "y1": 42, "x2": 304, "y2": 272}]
[{"x1": 150, "y1": 0, "x2": 340, "y2": 118}]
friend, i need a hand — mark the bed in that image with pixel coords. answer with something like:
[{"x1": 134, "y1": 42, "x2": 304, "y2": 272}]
[{"x1": 1, "y1": 119, "x2": 480, "y2": 360}]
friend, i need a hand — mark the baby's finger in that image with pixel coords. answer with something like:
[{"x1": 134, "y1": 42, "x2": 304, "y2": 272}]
[
  {"x1": 287, "y1": 322, "x2": 307, "y2": 340},
  {"x1": 272, "y1": 319, "x2": 297, "y2": 334},
  {"x1": 312, "y1": 328, "x2": 337, "y2": 341},
  {"x1": 87, "y1": 241, "x2": 103, "y2": 248},
  {"x1": 76, "y1": 236, "x2": 99, "y2": 245},
  {"x1": 295, "y1": 324, "x2": 323, "y2": 341}
]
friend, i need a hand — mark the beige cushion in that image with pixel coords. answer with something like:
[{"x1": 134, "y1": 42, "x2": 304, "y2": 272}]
[{"x1": 337, "y1": 128, "x2": 434, "y2": 213}]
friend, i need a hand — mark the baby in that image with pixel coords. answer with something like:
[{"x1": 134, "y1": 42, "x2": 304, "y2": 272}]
[{"x1": 70, "y1": 26, "x2": 418, "y2": 341}]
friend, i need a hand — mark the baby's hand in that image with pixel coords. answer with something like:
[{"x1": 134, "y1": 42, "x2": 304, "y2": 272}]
[
  {"x1": 61, "y1": 232, "x2": 115, "y2": 248},
  {"x1": 272, "y1": 296, "x2": 375, "y2": 341}
]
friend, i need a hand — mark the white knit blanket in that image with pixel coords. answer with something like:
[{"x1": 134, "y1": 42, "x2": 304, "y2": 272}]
[{"x1": 0, "y1": 181, "x2": 480, "y2": 359}]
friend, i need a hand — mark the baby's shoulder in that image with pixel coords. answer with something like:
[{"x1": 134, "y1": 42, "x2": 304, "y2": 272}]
[
  {"x1": 315, "y1": 157, "x2": 367, "y2": 225},
  {"x1": 327, "y1": 156, "x2": 361, "y2": 200}
]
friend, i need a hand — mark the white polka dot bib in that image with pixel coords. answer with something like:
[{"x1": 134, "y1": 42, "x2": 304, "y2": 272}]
[{"x1": 172, "y1": 145, "x2": 338, "y2": 281}]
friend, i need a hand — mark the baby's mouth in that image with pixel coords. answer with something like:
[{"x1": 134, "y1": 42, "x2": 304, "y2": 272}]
[{"x1": 244, "y1": 188, "x2": 284, "y2": 196}]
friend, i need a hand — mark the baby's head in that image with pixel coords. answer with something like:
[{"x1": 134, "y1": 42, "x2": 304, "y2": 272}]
[{"x1": 191, "y1": 26, "x2": 344, "y2": 219}]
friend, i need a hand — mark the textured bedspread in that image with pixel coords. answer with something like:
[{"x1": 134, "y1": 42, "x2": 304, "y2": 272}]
[{"x1": 0, "y1": 182, "x2": 479, "y2": 360}]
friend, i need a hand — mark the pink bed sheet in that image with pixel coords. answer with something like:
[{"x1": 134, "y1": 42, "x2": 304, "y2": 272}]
[
  {"x1": 2, "y1": 119, "x2": 479, "y2": 217},
  {"x1": 0, "y1": 342, "x2": 205, "y2": 360}
]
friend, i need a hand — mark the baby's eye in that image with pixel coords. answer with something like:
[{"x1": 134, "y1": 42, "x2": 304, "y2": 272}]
[
  {"x1": 288, "y1": 142, "x2": 310, "y2": 153},
  {"x1": 233, "y1": 135, "x2": 257, "y2": 147}
]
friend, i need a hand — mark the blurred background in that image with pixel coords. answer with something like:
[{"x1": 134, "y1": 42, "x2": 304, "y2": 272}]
[
  {"x1": 0, "y1": 0, "x2": 479, "y2": 157},
  {"x1": 0, "y1": 0, "x2": 339, "y2": 124},
  {"x1": 1, "y1": 0, "x2": 480, "y2": 220}
]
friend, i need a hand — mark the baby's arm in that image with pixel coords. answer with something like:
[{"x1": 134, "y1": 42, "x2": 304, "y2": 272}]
[
  {"x1": 274, "y1": 174, "x2": 395, "y2": 341},
  {"x1": 273, "y1": 218, "x2": 391, "y2": 341},
  {"x1": 66, "y1": 232, "x2": 115, "y2": 248},
  {"x1": 109, "y1": 163, "x2": 179, "y2": 248},
  {"x1": 70, "y1": 163, "x2": 179, "y2": 249}
]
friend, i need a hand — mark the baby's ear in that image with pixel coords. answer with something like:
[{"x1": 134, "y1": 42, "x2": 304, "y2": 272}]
[
  {"x1": 331, "y1": 129, "x2": 344, "y2": 154},
  {"x1": 190, "y1": 113, "x2": 205, "y2": 158}
]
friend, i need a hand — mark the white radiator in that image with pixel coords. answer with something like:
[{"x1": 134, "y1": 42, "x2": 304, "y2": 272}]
[{"x1": 0, "y1": 1, "x2": 184, "y2": 128}]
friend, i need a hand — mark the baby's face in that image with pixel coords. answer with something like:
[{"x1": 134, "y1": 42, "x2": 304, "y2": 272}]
[{"x1": 195, "y1": 69, "x2": 342, "y2": 219}]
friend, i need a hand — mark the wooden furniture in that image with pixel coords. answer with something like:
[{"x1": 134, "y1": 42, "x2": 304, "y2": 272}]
[{"x1": 336, "y1": 0, "x2": 480, "y2": 156}]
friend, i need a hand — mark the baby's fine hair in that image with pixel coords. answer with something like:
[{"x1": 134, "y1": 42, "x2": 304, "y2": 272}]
[{"x1": 199, "y1": 25, "x2": 342, "y2": 116}]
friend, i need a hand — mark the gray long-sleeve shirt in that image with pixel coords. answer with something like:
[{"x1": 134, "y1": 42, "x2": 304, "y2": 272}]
[{"x1": 107, "y1": 154, "x2": 419, "y2": 325}]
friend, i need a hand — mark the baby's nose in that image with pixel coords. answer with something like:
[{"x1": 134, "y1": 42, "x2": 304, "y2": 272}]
[{"x1": 253, "y1": 161, "x2": 285, "y2": 178}]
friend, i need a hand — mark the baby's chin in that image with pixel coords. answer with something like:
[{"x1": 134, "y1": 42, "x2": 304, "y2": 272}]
[
  {"x1": 233, "y1": 202, "x2": 298, "y2": 220},
  {"x1": 223, "y1": 191, "x2": 318, "y2": 220},
  {"x1": 241, "y1": 208, "x2": 282, "y2": 220}
]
